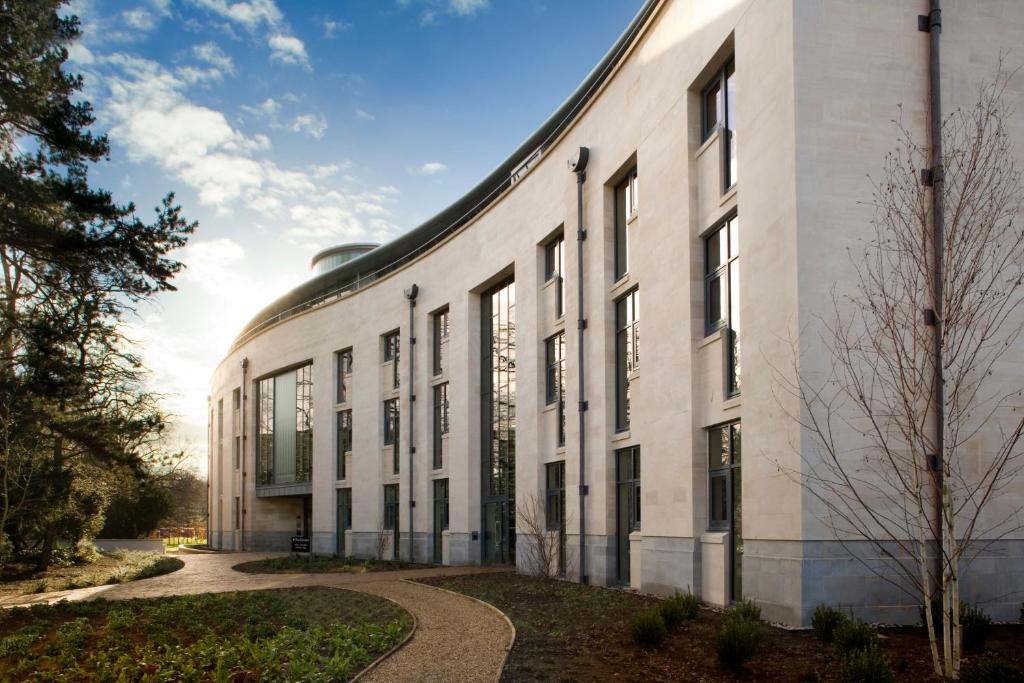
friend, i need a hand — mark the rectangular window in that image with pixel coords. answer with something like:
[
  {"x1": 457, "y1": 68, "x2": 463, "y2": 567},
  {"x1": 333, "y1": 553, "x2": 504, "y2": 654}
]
[
  {"x1": 545, "y1": 461, "x2": 566, "y2": 532},
  {"x1": 545, "y1": 234, "x2": 565, "y2": 318},
  {"x1": 383, "y1": 331, "x2": 400, "y2": 389},
  {"x1": 383, "y1": 397, "x2": 400, "y2": 473},
  {"x1": 702, "y1": 58, "x2": 737, "y2": 188},
  {"x1": 336, "y1": 348, "x2": 353, "y2": 404},
  {"x1": 336, "y1": 409, "x2": 352, "y2": 479},
  {"x1": 216, "y1": 398, "x2": 224, "y2": 468},
  {"x1": 708, "y1": 422, "x2": 741, "y2": 529},
  {"x1": 337, "y1": 488, "x2": 352, "y2": 536},
  {"x1": 704, "y1": 215, "x2": 740, "y2": 395},
  {"x1": 255, "y1": 365, "x2": 314, "y2": 486},
  {"x1": 233, "y1": 496, "x2": 240, "y2": 530},
  {"x1": 432, "y1": 382, "x2": 449, "y2": 469},
  {"x1": 383, "y1": 484, "x2": 399, "y2": 531},
  {"x1": 434, "y1": 478, "x2": 449, "y2": 531},
  {"x1": 545, "y1": 333, "x2": 566, "y2": 447},
  {"x1": 614, "y1": 168, "x2": 638, "y2": 280},
  {"x1": 615, "y1": 287, "x2": 639, "y2": 431},
  {"x1": 432, "y1": 308, "x2": 450, "y2": 376},
  {"x1": 616, "y1": 446, "x2": 641, "y2": 532}
]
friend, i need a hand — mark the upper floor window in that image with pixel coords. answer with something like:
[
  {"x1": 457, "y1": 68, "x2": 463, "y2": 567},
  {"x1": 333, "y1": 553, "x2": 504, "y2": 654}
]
[
  {"x1": 336, "y1": 409, "x2": 352, "y2": 479},
  {"x1": 545, "y1": 460, "x2": 566, "y2": 532},
  {"x1": 383, "y1": 484, "x2": 399, "y2": 530},
  {"x1": 545, "y1": 333, "x2": 566, "y2": 447},
  {"x1": 256, "y1": 364, "x2": 314, "y2": 486},
  {"x1": 433, "y1": 309, "x2": 449, "y2": 376},
  {"x1": 545, "y1": 234, "x2": 565, "y2": 319},
  {"x1": 704, "y1": 215, "x2": 740, "y2": 395},
  {"x1": 614, "y1": 168, "x2": 638, "y2": 281},
  {"x1": 702, "y1": 58, "x2": 737, "y2": 188},
  {"x1": 383, "y1": 331, "x2": 400, "y2": 390},
  {"x1": 232, "y1": 388, "x2": 241, "y2": 469},
  {"x1": 433, "y1": 382, "x2": 449, "y2": 469},
  {"x1": 336, "y1": 348, "x2": 353, "y2": 404},
  {"x1": 615, "y1": 287, "x2": 639, "y2": 431},
  {"x1": 383, "y1": 397, "x2": 400, "y2": 474}
]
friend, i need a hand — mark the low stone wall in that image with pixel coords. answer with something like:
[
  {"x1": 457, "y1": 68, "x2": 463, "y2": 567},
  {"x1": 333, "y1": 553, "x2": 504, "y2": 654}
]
[{"x1": 93, "y1": 539, "x2": 165, "y2": 554}]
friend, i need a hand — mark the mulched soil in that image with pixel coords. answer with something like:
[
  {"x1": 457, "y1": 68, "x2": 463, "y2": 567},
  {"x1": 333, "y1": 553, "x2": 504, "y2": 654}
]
[
  {"x1": 420, "y1": 573, "x2": 1024, "y2": 682},
  {"x1": 0, "y1": 555, "x2": 126, "y2": 598},
  {"x1": 232, "y1": 555, "x2": 424, "y2": 574}
]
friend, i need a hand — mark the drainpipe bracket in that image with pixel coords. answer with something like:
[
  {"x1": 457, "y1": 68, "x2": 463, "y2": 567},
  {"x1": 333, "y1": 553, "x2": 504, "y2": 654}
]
[
  {"x1": 579, "y1": 484, "x2": 589, "y2": 495},
  {"x1": 578, "y1": 318, "x2": 587, "y2": 330},
  {"x1": 918, "y1": 10, "x2": 941, "y2": 32},
  {"x1": 578, "y1": 229, "x2": 587, "y2": 240}
]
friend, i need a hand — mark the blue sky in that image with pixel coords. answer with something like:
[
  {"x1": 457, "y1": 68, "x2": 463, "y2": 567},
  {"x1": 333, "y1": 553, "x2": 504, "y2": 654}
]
[{"x1": 67, "y1": 0, "x2": 643, "y2": 472}]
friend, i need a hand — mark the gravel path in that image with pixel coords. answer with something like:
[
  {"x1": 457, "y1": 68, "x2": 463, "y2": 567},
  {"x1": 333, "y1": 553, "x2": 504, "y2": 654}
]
[
  {"x1": 0, "y1": 553, "x2": 514, "y2": 682},
  {"x1": 356, "y1": 580, "x2": 512, "y2": 683}
]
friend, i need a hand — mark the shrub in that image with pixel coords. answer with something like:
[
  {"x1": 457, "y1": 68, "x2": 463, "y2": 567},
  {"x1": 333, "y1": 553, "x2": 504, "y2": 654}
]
[
  {"x1": 659, "y1": 592, "x2": 698, "y2": 629},
  {"x1": 961, "y1": 656, "x2": 1024, "y2": 683},
  {"x1": 716, "y1": 613, "x2": 762, "y2": 668},
  {"x1": 840, "y1": 646, "x2": 895, "y2": 683},
  {"x1": 833, "y1": 618, "x2": 878, "y2": 657},
  {"x1": 731, "y1": 598, "x2": 761, "y2": 622},
  {"x1": 811, "y1": 604, "x2": 848, "y2": 643},
  {"x1": 630, "y1": 608, "x2": 667, "y2": 648},
  {"x1": 961, "y1": 603, "x2": 992, "y2": 652}
]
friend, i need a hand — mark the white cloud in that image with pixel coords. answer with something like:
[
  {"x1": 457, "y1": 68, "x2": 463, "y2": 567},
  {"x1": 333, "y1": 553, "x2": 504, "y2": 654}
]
[
  {"x1": 354, "y1": 108, "x2": 375, "y2": 121},
  {"x1": 190, "y1": 0, "x2": 283, "y2": 32},
  {"x1": 323, "y1": 18, "x2": 351, "y2": 38},
  {"x1": 268, "y1": 33, "x2": 310, "y2": 69},
  {"x1": 192, "y1": 41, "x2": 235, "y2": 73},
  {"x1": 414, "y1": 161, "x2": 447, "y2": 175},
  {"x1": 123, "y1": 7, "x2": 157, "y2": 30},
  {"x1": 449, "y1": 0, "x2": 488, "y2": 15},
  {"x1": 290, "y1": 113, "x2": 327, "y2": 139},
  {"x1": 67, "y1": 42, "x2": 95, "y2": 65},
  {"x1": 241, "y1": 97, "x2": 280, "y2": 120}
]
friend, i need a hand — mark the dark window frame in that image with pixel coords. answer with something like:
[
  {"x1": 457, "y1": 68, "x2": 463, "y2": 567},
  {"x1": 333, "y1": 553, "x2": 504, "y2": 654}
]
[
  {"x1": 544, "y1": 234, "x2": 566, "y2": 318},
  {"x1": 704, "y1": 214, "x2": 740, "y2": 396},
  {"x1": 613, "y1": 168, "x2": 638, "y2": 281},
  {"x1": 432, "y1": 308, "x2": 450, "y2": 376},
  {"x1": 544, "y1": 332, "x2": 566, "y2": 447},
  {"x1": 615, "y1": 287, "x2": 639, "y2": 432},
  {"x1": 337, "y1": 487, "x2": 352, "y2": 533},
  {"x1": 336, "y1": 409, "x2": 352, "y2": 479},
  {"x1": 701, "y1": 58, "x2": 737, "y2": 189},
  {"x1": 383, "y1": 398, "x2": 400, "y2": 474},
  {"x1": 336, "y1": 348, "x2": 353, "y2": 404},
  {"x1": 432, "y1": 382, "x2": 449, "y2": 469},
  {"x1": 616, "y1": 446, "x2": 641, "y2": 532},
  {"x1": 708, "y1": 421, "x2": 741, "y2": 531},
  {"x1": 434, "y1": 478, "x2": 450, "y2": 531},
  {"x1": 383, "y1": 331, "x2": 400, "y2": 389},
  {"x1": 383, "y1": 484, "x2": 399, "y2": 531},
  {"x1": 545, "y1": 461, "x2": 566, "y2": 532}
]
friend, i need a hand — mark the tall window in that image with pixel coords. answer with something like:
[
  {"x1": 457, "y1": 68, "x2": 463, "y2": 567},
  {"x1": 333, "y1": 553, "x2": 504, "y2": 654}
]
[
  {"x1": 545, "y1": 234, "x2": 565, "y2": 318},
  {"x1": 233, "y1": 496, "x2": 240, "y2": 530},
  {"x1": 616, "y1": 445, "x2": 641, "y2": 584},
  {"x1": 702, "y1": 59, "x2": 737, "y2": 188},
  {"x1": 383, "y1": 484, "x2": 399, "y2": 531},
  {"x1": 336, "y1": 409, "x2": 352, "y2": 479},
  {"x1": 432, "y1": 382, "x2": 449, "y2": 469},
  {"x1": 545, "y1": 333, "x2": 566, "y2": 447},
  {"x1": 433, "y1": 308, "x2": 449, "y2": 376},
  {"x1": 383, "y1": 331, "x2": 400, "y2": 389},
  {"x1": 216, "y1": 398, "x2": 223, "y2": 470},
  {"x1": 256, "y1": 365, "x2": 314, "y2": 486},
  {"x1": 336, "y1": 348, "x2": 353, "y2": 404},
  {"x1": 232, "y1": 388, "x2": 241, "y2": 469},
  {"x1": 337, "y1": 488, "x2": 352, "y2": 554},
  {"x1": 614, "y1": 168, "x2": 638, "y2": 281},
  {"x1": 545, "y1": 461, "x2": 565, "y2": 532},
  {"x1": 434, "y1": 478, "x2": 449, "y2": 531},
  {"x1": 708, "y1": 422, "x2": 742, "y2": 599},
  {"x1": 615, "y1": 288, "x2": 639, "y2": 431},
  {"x1": 383, "y1": 397, "x2": 400, "y2": 474},
  {"x1": 705, "y1": 215, "x2": 740, "y2": 395}
]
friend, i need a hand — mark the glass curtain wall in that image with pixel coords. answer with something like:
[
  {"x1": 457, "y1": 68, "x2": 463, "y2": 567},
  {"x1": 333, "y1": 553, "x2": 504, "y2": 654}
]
[
  {"x1": 256, "y1": 365, "x2": 314, "y2": 486},
  {"x1": 481, "y1": 279, "x2": 516, "y2": 564}
]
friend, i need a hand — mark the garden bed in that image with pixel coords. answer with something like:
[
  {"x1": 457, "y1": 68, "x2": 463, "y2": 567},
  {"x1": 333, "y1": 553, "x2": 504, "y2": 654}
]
[
  {"x1": 0, "y1": 551, "x2": 184, "y2": 598},
  {"x1": 233, "y1": 554, "x2": 422, "y2": 574},
  {"x1": 419, "y1": 573, "x2": 1024, "y2": 682},
  {"x1": 0, "y1": 587, "x2": 411, "y2": 681}
]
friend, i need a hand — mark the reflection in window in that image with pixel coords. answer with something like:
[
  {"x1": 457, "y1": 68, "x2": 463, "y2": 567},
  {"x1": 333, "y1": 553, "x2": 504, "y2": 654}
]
[
  {"x1": 704, "y1": 215, "x2": 740, "y2": 395},
  {"x1": 256, "y1": 364, "x2": 313, "y2": 486},
  {"x1": 615, "y1": 288, "x2": 639, "y2": 431}
]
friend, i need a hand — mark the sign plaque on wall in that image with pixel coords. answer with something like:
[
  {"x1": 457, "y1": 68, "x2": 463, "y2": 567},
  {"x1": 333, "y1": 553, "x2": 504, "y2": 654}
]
[{"x1": 290, "y1": 536, "x2": 311, "y2": 553}]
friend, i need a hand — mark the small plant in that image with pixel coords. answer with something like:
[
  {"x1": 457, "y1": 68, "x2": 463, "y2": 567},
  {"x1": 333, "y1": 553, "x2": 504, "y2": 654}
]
[
  {"x1": 630, "y1": 607, "x2": 667, "y2": 648},
  {"x1": 832, "y1": 618, "x2": 878, "y2": 657},
  {"x1": 840, "y1": 646, "x2": 895, "y2": 683},
  {"x1": 961, "y1": 656, "x2": 1024, "y2": 683},
  {"x1": 659, "y1": 592, "x2": 698, "y2": 629},
  {"x1": 731, "y1": 598, "x2": 761, "y2": 622},
  {"x1": 961, "y1": 603, "x2": 992, "y2": 652},
  {"x1": 715, "y1": 612, "x2": 762, "y2": 668},
  {"x1": 812, "y1": 604, "x2": 848, "y2": 642}
]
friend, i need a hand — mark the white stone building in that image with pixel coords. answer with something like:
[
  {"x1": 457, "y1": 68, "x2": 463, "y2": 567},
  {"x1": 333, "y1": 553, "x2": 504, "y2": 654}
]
[{"x1": 207, "y1": 0, "x2": 1024, "y2": 625}]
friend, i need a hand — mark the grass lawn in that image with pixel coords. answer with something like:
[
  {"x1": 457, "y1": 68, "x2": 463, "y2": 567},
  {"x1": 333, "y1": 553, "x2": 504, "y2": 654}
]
[
  {"x1": 233, "y1": 553, "x2": 421, "y2": 574},
  {"x1": 0, "y1": 587, "x2": 410, "y2": 681},
  {"x1": 0, "y1": 551, "x2": 184, "y2": 598},
  {"x1": 420, "y1": 573, "x2": 1024, "y2": 682}
]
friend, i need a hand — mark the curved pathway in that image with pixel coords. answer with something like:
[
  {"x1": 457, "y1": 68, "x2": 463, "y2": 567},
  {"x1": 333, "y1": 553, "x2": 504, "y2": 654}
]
[{"x1": 0, "y1": 553, "x2": 514, "y2": 682}]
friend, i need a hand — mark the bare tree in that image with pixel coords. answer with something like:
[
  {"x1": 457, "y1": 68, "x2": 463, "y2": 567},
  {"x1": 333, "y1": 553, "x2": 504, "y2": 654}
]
[
  {"x1": 773, "y1": 68, "x2": 1024, "y2": 679},
  {"x1": 517, "y1": 492, "x2": 574, "y2": 579}
]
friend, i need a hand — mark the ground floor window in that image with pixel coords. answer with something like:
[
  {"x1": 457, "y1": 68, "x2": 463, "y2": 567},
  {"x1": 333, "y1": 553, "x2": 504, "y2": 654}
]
[
  {"x1": 383, "y1": 484, "x2": 399, "y2": 531},
  {"x1": 337, "y1": 488, "x2": 352, "y2": 555},
  {"x1": 616, "y1": 446, "x2": 640, "y2": 584},
  {"x1": 708, "y1": 421, "x2": 742, "y2": 600}
]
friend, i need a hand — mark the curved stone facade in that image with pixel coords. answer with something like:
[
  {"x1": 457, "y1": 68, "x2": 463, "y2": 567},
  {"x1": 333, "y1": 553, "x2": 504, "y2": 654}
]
[{"x1": 208, "y1": 0, "x2": 1024, "y2": 625}]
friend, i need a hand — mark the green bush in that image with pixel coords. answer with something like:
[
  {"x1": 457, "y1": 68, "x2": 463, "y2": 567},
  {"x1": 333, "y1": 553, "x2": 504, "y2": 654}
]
[
  {"x1": 630, "y1": 608, "x2": 667, "y2": 648},
  {"x1": 811, "y1": 604, "x2": 848, "y2": 643},
  {"x1": 659, "y1": 591, "x2": 699, "y2": 629},
  {"x1": 961, "y1": 603, "x2": 992, "y2": 652},
  {"x1": 840, "y1": 646, "x2": 895, "y2": 683},
  {"x1": 961, "y1": 656, "x2": 1024, "y2": 683},
  {"x1": 731, "y1": 598, "x2": 761, "y2": 622},
  {"x1": 833, "y1": 618, "x2": 878, "y2": 657},
  {"x1": 716, "y1": 613, "x2": 762, "y2": 668}
]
